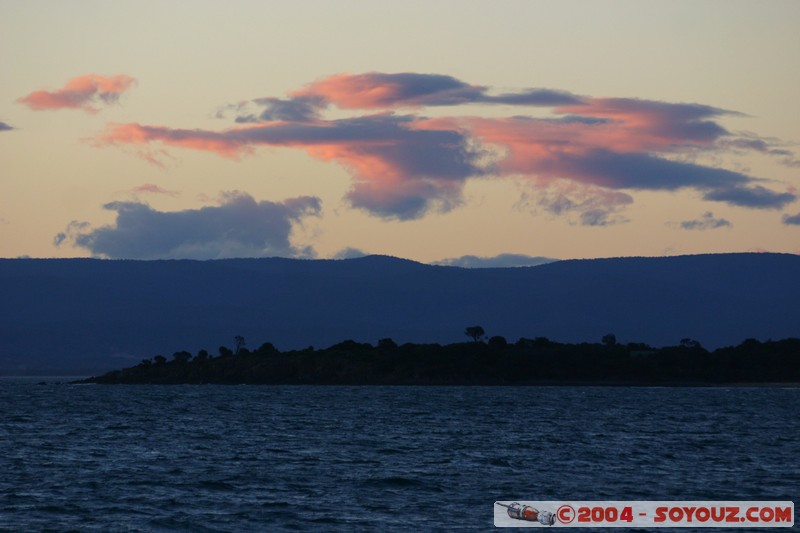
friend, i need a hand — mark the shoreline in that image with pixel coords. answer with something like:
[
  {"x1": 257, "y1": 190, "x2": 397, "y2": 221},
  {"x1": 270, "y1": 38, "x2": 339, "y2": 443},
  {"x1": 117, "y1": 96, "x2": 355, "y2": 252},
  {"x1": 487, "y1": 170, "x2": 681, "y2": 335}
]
[{"x1": 70, "y1": 379, "x2": 800, "y2": 388}]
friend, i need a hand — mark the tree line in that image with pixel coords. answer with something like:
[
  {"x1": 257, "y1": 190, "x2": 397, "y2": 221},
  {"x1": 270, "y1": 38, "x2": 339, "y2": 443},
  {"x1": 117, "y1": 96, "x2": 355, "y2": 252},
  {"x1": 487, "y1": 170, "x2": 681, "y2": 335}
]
[{"x1": 80, "y1": 330, "x2": 800, "y2": 385}]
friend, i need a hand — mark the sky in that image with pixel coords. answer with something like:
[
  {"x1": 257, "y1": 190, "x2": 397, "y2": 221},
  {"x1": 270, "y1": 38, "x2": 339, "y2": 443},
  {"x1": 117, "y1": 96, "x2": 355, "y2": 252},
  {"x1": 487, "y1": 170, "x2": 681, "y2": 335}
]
[{"x1": 2, "y1": 0, "x2": 799, "y2": 264}]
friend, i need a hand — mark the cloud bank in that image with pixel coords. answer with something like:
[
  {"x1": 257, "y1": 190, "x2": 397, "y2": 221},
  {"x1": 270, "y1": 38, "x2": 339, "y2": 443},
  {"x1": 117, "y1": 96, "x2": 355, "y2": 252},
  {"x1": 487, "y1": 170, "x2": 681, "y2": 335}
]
[
  {"x1": 93, "y1": 72, "x2": 797, "y2": 220},
  {"x1": 0, "y1": 121, "x2": 14, "y2": 132},
  {"x1": 55, "y1": 192, "x2": 320, "y2": 259},
  {"x1": 18, "y1": 74, "x2": 136, "y2": 113}
]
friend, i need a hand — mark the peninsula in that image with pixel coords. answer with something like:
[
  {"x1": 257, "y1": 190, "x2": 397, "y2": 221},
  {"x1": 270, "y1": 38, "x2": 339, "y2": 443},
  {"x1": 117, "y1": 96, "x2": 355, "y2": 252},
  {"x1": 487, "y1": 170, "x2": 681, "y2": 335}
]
[{"x1": 79, "y1": 335, "x2": 800, "y2": 386}]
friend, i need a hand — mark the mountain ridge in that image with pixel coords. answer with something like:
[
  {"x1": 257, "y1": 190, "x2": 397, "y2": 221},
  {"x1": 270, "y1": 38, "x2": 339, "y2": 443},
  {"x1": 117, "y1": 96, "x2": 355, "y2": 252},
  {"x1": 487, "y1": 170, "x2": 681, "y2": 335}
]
[{"x1": 1, "y1": 253, "x2": 797, "y2": 375}]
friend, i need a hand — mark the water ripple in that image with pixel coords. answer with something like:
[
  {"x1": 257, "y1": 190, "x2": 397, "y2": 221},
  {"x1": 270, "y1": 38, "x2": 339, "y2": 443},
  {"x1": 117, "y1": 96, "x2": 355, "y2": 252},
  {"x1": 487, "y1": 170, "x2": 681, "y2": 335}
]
[{"x1": 0, "y1": 382, "x2": 797, "y2": 531}]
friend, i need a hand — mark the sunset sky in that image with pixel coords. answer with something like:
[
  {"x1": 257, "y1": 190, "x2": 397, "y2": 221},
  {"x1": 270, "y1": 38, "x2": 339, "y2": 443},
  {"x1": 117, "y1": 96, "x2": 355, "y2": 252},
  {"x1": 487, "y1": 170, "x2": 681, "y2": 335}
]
[{"x1": 2, "y1": 1, "x2": 799, "y2": 264}]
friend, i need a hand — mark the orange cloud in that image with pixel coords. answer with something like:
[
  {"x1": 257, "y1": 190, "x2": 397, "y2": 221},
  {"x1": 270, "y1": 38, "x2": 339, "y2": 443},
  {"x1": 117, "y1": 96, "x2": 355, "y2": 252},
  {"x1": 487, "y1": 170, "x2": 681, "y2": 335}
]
[{"x1": 18, "y1": 74, "x2": 136, "y2": 113}]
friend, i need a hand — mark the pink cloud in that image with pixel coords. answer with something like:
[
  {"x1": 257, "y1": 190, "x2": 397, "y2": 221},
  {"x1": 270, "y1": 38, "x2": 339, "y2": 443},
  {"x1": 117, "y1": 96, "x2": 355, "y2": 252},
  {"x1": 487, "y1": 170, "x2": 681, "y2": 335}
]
[
  {"x1": 132, "y1": 183, "x2": 178, "y2": 196},
  {"x1": 427, "y1": 97, "x2": 733, "y2": 176},
  {"x1": 288, "y1": 72, "x2": 582, "y2": 111},
  {"x1": 97, "y1": 123, "x2": 251, "y2": 158},
  {"x1": 96, "y1": 114, "x2": 483, "y2": 219},
  {"x1": 291, "y1": 72, "x2": 485, "y2": 109},
  {"x1": 555, "y1": 98, "x2": 732, "y2": 145},
  {"x1": 93, "y1": 72, "x2": 797, "y2": 219},
  {"x1": 420, "y1": 105, "x2": 793, "y2": 210},
  {"x1": 18, "y1": 74, "x2": 136, "y2": 113}
]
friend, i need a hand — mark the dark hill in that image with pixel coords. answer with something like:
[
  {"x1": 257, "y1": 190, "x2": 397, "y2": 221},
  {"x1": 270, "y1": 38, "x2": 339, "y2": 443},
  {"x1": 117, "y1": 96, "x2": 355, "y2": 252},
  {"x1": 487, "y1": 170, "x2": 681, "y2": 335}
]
[{"x1": 1, "y1": 253, "x2": 798, "y2": 375}]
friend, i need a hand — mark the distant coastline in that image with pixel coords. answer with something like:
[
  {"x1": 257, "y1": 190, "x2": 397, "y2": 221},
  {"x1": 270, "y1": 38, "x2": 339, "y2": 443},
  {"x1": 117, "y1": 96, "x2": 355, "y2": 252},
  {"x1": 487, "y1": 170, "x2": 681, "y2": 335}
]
[{"x1": 78, "y1": 336, "x2": 800, "y2": 386}]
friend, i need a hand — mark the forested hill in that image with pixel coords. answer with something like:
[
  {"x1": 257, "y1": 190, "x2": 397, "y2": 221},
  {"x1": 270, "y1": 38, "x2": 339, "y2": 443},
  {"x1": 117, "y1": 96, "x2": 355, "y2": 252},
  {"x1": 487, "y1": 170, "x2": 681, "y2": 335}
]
[{"x1": 2, "y1": 253, "x2": 799, "y2": 375}]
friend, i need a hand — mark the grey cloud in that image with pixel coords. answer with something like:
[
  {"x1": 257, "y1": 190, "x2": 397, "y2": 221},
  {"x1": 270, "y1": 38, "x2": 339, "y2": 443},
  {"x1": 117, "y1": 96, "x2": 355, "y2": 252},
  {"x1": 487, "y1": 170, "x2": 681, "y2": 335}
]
[
  {"x1": 433, "y1": 253, "x2": 558, "y2": 268},
  {"x1": 332, "y1": 247, "x2": 368, "y2": 259},
  {"x1": 56, "y1": 192, "x2": 321, "y2": 259},
  {"x1": 549, "y1": 115, "x2": 610, "y2": 125},
  {"x1": 345, "y1": 178, "x2": 463, "y2": 221},
  {"x1": 100, "y1": 113, "x2": 488, "y2": 220},
  {"x1": 345, "y1": 73, "x2": 584, "y2": 107},
  {"x1": 725, "y1": 138, "x2": 772, "y2": 152},
  {"x1": 554, "y1": 150, "x2": 749, "y2": 190},
  {"x1": 0, "y1": 121, "x2": 14, "y2": 131},
  {"x1": 348, "y1": 72, "x2": 486, "y2": 106},
  {"x1": 244, "y1": 114, "x2": 481, "y2": 178},
  {"x1": 484, "y1": 88, "x2": 584, "y2": 106},
  {"x1": 236, "y1": 114, "x2": 485, "y2": 219},
  {"x1": 546, "y1": 149, "x2": 795, "y2": 209},
  {"x1": 702, "y1": 185, "x2": 795, "y2": 209},
  {"x1": 720, "y1": 136, "x2": 795, "y2": 157},
  {"x1": 782, "y1": 213, "x2": 800, "y2": 225},
  {"x1": 241, "y1": 97, "x2": 323, "y2": 123},
  {"x1": 248, "y1": 73, "x2": 584, "y2": 120},
  {"x1": 530, "y1": 182, "x2": 633, "y2": 227},
  {"x1": 53, "y1": 221, "x2": 91, "y2": 246},
  {"x1": 580, "y1": 209, "x2": 616, "y2": 227},
  {"x1": 678, "y1": 212, "x2": 732, "y2": 230},
  {"x1": 581, "y1": 98, "x2": 734, "y2": 143}
]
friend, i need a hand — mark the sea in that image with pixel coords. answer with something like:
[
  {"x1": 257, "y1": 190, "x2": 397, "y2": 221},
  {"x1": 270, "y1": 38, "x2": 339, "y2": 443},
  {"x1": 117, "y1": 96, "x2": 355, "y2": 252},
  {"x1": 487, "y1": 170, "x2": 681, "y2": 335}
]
[{"x1": 0, "y1": 379, "x2": 797, "y2": 532}]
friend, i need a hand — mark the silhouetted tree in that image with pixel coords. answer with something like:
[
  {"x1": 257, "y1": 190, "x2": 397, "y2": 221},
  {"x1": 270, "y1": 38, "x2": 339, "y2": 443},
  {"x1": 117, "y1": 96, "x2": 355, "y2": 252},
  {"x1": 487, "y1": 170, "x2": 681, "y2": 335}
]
[
  {"x1": 327, "y1": 339, "x2": 372, "y2": 351},
  {"x1": 218, "y1": 346, "x2": 233, "y2": 357},
  {"x1": 256, "y1": 342, "x2": 278, "y2": 355},
  {"x1": 234, "y1": 335, "x2": 246, "y2": 354},
  {"x1": 378, "y1": 338, "x2": 398, "y2": 350},
  {"x1": 602, "y1": 333, "x2": 617, "y2": 347},
  {"x1": 195, "y1": 349, "x2": 209, "y2": 362},
  {"x1": 488, "y1": 335, "x2": 508, "y2": 348},
  {"x1": 465, "y1": 326, "x2": 485, "y2": 342},
  {"x1": 680, "y1": 338, "x2": 702, "y2": 349},
  {"x1": 84, "y1": 334, "x2": 800, "y2": 386},
  {"x1": 172, "y1": 351, "x2": 192, "y2": 364},
  {"x1": 515, "y1": 336, "x2": 552, "y2": 348}
]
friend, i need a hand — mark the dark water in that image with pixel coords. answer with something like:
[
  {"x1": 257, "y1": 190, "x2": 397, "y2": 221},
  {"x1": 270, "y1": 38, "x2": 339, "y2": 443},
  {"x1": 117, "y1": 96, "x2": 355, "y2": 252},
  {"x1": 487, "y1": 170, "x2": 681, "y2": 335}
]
[{"x1": 1, "y1": 380, "x2": 797, "y2": 532}]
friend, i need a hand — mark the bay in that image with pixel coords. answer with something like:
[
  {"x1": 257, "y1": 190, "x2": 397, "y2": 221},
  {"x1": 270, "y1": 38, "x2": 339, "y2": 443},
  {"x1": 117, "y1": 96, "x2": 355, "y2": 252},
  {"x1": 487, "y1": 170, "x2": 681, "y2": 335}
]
[{"x1": 1, "y1": 380, "x2": 797, "y2": 531}]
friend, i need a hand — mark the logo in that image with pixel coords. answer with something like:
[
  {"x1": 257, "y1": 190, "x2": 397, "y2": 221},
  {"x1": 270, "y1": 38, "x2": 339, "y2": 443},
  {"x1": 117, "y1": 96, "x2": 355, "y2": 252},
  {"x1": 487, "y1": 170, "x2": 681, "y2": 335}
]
[
  {"x1": 494, "y1": 501, "x2": 794, "y2": 528},
  {"x1": 496, "y1": 502, "x2": 556, "y2": 526},
  {"x1": 556, "y1": 504, "x2": 576, "y2": 524}
]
